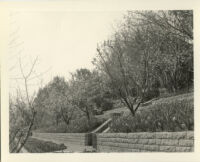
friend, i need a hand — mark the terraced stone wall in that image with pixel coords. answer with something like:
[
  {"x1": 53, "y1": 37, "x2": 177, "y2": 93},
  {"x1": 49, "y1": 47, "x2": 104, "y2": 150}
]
[{"x1": 95, "y1": 131, "x2": 194, "y2": 152}]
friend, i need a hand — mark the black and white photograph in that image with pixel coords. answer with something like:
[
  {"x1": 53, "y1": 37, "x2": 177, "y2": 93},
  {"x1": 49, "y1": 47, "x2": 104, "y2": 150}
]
[
  {"x1": 1, "y1": 0, "x2": 200, "y2": 162},
  {"x1": 7, "y1": 9, "x2": 194, "y2": 153}
]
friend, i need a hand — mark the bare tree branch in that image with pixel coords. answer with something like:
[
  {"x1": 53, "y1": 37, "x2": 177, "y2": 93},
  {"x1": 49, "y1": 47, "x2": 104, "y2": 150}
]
[{"x1": 26, "y1": 56, "x2": 38, "y2": 79}]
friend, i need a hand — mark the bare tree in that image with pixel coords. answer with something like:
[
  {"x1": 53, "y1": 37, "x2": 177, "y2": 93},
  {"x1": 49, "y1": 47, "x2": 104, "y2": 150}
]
[
  {"x1": 95, "y1": 38, "x2": 147, "y2": 116},
  {"x1": 9, "y1": 57, "x2": 39, "y2": 153}
]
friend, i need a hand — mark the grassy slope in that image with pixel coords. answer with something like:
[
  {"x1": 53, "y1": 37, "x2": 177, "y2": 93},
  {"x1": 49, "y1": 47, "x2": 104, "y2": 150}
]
[
  {"x1": 96, "y1": 92, "x2": 194, "y2": 120},
  {"x1": 33, "y1": 92, "x2": 193, "y2": 134}
]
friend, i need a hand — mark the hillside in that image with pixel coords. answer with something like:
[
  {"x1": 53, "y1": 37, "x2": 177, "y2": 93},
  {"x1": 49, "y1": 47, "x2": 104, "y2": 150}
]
[{"x1": 95, "y1": 92, "x2": 194, "y2": 121}]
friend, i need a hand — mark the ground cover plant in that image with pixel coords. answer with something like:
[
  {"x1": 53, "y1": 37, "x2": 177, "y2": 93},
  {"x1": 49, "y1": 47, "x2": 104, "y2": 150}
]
[
  {"x1": 24, "y1": 137, "x2": 67, "y2": 153},
  {"x1": 110, "y1": 95, "x2": 193, "y2": 133}
]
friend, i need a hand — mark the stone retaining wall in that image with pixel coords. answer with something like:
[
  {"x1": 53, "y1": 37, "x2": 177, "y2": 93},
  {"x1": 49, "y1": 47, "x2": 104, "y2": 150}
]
[
  {"x1": 95, "y1": 131, "x2": 194, "y2": 152},
  {"x1": 32, "y1": 133, "x2": 89, "y2": 146}
]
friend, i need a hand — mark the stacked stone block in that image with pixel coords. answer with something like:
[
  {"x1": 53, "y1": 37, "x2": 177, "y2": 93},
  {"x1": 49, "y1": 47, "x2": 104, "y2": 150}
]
[{"x1": 96, "y1": 131, "x2": 194, "y2": 152}]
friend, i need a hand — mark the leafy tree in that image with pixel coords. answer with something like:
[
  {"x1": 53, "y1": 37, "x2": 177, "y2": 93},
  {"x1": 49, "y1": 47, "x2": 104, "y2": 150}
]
[
  {"x1": 93, "y1": 10, "x2": 193, "y2": 116},
  {"x1": 69, "y1": 69, "x2": 95, "y2": 126},
  {"x1": 34, "y1": 76, "x2": 75, "y2": 127},
  {"x1": 136, "y1": 11, "x2": 193, "y2": 92}
]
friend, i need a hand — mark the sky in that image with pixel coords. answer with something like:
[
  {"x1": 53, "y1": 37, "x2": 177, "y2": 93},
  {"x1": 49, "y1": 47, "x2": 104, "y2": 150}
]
[{"x1": 8, "y1": 11, "x2": 125, "y2": 96}]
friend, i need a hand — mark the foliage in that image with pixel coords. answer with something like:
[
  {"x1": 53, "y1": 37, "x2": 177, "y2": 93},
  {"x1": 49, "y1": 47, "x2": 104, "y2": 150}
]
[
  {"x1": 65, "y1": 116, "x2": 102, "y2": 133},
  {"x1": 131, "y1": 10, "x2": 193, "y2": 92},
  {"x1": 34, "y1": 76, "x2": 76, "y2": 127},
  {"x1": 69, "y1": 69, "x2": 96, "y2": 125},
  {"x1": 100, "y1": 99, "x2": 114, "y2": 111},
  {"x1": 33, "y1": 72, "x2": 110, "y2": 132},
  {"x1": 9, "y1": 96, "x2": 34, "y2": 152},
  {"x1": 24, "y1": 137, "x2": 67, "y2": 153},
  {"x1": 35, "y1": 116, "x2": 103, "y2": 133},
  {"x1": 110, "y1": 96, "x2": 193, "y2": 133},
  {"x1": 68, "y1": 68, "x2": 114, "y2": 124},
  {"x1": 143, "y1": 88, "x2": 160, "y2": 102},
  {"x1": 11, "y1": 10, "x2": 193, "y2": 137},
  {"x1": 93, "y1": 10, "x2": 193, "y2": 116}
]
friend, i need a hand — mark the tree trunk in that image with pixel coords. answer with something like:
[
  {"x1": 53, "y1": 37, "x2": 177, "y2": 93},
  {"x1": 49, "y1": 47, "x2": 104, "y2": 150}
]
[
  {"x1": 85, "y1": 108, "x2": 92, "y2": 127},
  {"x1": 16, "y1": 112, "x2": 36, "y2": 153}
]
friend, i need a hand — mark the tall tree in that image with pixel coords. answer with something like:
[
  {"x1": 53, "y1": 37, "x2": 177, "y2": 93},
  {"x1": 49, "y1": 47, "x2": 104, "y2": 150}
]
[
  {"x1": 94, "y1": 38, "x2": 146, "y2": 116},
  {"x1": 132, "y1": 10, "x2": 193, "y2": 92},
  {"x1": 93, "y1": 10, "x2": 193, "y2": 116},
  {"x1": 69, "y1": 69, "x2": 97, "y2": 126},
  {"x1": 34, "y1": 76, "x2": 75, "y2": 126}
]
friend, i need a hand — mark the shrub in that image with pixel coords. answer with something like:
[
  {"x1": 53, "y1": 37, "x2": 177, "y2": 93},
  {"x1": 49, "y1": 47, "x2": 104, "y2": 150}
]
[
  {"x1": 24, "y1": 137, "x2": 67, "y2": 153},
  {"x1": 35, "y1": 116, "x2": 104, "y2": 133},
  {"x1": 101, "y1": 99, "x2": 114, "y2": 111},
  {"x1": 110, "y1": 97, "x2": 193, "y2": 133},
  {"x1": 65, "y1": 116, "x2": 103, "y2": 133},
  {"x1": 34, "y1": 122, "x2": 67, "y2": 133},
  {"x1": 143, "y1": 88, "x2": 160, "y2": 102}
]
